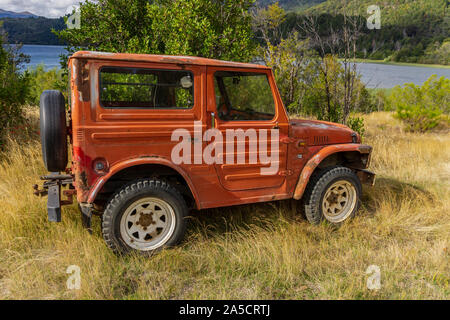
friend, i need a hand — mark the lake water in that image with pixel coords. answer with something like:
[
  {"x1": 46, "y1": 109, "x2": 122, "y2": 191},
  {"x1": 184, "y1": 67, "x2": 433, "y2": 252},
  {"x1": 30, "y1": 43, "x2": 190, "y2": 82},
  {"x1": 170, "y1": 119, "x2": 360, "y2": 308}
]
[
  {"x1": 20, "y1": 45, "x2": 67, "y2": 70},
  {"x1": 19, "y1": 45, "x2": 450, "y2": 88},
  {"x1": 355, "y1": 62, "x2": 450, "y2": 89}
]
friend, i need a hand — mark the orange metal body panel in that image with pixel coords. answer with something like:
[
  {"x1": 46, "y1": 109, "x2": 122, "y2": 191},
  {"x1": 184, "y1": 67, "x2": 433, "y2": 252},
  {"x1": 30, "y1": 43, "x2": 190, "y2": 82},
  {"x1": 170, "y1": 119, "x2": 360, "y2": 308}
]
[
  {"x1": 67, "y1": 51, "x2": 372, "y2": 210},
  {"x1": 71, "y1": 51, "x2": 271, "y2": 70},
  {"x1": 206, "y1": 66, "x2": 289, "y2": 192}
]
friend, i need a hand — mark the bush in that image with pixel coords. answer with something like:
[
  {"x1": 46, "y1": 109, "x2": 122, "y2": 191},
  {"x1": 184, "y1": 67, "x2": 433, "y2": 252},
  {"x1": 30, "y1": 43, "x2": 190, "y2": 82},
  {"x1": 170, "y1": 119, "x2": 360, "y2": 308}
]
[
  {"x1": 368, "y1": 51, "x2": 385, "y2": 60},
  {"x1": 390, "y1": 75, "x2": 449, "y2": 132},
  {"x1": 26, "y1": 65, "x2": 66, "y2": 106},
  {"x1": 366, "y1": 88, "x2": 395, "y2": 112},
  {"x1": 420, "y1": 40, "x2": 450, "y2": 65},
  {"x1": 0, "y1": 39, "x2": 30, "y2": 147},
  {"x1": 347, "y1": 116, "x2": 365, "y2": 137}
]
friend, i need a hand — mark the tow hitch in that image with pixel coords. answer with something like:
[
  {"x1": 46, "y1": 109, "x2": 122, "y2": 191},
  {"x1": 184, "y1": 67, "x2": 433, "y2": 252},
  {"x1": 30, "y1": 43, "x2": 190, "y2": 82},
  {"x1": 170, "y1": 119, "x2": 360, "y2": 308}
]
[{"x1": 33, "y1": 173, "x2": 75, "y2": 222}]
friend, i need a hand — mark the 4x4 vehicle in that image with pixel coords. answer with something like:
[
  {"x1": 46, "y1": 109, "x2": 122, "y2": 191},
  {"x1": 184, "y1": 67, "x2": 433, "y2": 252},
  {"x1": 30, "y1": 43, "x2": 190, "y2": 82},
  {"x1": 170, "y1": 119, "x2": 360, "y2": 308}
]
[{"x1": 35, "y1": 51, "x2": 375, "y2": 255}]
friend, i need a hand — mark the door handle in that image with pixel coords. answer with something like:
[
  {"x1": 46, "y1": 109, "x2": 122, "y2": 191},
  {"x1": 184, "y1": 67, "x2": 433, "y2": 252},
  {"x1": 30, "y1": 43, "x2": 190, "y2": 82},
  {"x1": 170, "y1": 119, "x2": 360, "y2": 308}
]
[{"x1": 272, "y1": 122, "x2": 280, "y2": 130}]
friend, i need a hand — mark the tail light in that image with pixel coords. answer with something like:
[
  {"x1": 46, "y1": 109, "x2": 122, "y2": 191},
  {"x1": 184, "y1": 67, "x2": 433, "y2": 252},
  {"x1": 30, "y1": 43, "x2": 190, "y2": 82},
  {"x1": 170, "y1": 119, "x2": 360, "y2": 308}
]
[{"x1": 93, "y1": 158, "x2": 109, "y2": 174}]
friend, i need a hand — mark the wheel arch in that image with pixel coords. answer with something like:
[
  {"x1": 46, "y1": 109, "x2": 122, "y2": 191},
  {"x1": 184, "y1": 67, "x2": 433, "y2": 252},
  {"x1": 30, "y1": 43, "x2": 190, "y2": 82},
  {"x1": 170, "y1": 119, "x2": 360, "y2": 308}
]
[
  {"x1": 293, "y1": 144, "x2": 373, "y2": 200},
  {"x1": 87, "y1": 158, "x2": 200, "y2": 209}
]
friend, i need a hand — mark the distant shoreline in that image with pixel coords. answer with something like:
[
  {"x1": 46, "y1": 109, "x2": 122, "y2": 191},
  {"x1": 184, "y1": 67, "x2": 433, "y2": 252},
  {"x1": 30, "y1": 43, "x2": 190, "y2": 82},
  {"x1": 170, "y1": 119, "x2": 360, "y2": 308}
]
[
  {"x1": 351, "y1": 59, "x2": 450, "y2": 70},
  {"x1": 6, "y1": 44, "x2": 65, "y2": 47}
]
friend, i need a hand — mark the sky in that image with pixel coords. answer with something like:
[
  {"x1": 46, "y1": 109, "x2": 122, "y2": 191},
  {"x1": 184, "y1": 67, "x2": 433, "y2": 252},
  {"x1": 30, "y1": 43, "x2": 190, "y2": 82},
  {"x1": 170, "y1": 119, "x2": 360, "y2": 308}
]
[{"x1": 0, "y1": 0, "x2": 87, "y2": 18}]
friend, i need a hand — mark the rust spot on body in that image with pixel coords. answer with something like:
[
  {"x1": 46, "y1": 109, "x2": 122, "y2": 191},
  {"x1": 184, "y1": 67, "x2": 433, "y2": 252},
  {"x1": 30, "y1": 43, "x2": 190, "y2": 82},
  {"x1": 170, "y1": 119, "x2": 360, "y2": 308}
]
[
  {"x1": 358, "y1": 145, "x2": 373, "y2": 154},
  {"x1": 75, "y1": 59, "x2": 90, "y2": 102},
  {"x1": 76, "y1": 171, "x2": 90, "y2": 191}
]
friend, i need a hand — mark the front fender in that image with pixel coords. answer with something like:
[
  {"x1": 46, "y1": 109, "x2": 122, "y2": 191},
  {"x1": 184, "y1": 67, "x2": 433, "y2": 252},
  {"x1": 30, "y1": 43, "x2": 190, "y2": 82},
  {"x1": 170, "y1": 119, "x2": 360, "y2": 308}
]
[
  {"x1": 293, "y1": 144, "x2": 373, "y2": 200},
  {"x1": 85, "y1": 157, "x2": 200, "y2": 208}
]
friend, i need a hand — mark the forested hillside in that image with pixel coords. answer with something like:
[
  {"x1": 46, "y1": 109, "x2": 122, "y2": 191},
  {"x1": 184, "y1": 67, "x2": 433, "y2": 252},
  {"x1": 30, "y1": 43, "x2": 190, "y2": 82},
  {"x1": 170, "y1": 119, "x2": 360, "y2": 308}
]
[
  {"x1": 0, "y1": 0, "x2": 448, "y2": 63},
  {"x1": 0, "y1": 17, "x2": 65, "y2": 45},
  {"x1": 278, "y1": 0, "x2": 449, "y2": 64},
  {"x1": 0, "y1": 9, "x2": 37, "y2": 18},
  {"x1": 309, "y1": 0, "x2": 447, "y2": 22}
]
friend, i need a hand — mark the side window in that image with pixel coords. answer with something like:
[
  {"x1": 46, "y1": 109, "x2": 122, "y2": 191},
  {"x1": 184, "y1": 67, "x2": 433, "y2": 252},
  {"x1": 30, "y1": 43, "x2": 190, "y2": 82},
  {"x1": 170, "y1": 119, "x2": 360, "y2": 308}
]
[
  {"x1": 99, "y1": 67, "x2": 194, "y2": 109},
  {"x1": 214, "y1": 71, "x2": 275, "y2": 121}
]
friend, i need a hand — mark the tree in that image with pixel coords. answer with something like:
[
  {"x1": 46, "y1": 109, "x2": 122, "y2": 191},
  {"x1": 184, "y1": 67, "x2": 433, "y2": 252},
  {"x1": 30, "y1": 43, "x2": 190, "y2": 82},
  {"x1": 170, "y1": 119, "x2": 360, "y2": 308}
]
[
  {"x1": 252, "y1": 1, "x2": 286, "y2": 45},
  {"x1": 300, "y1": 11, "x2": 365, "y2": 125},
  {"x1": 56, "y1": 0, "x2": 257, "y2": 64},
  {"x1": 263, "y1": 32, "x2": 316, "y2": 111},
  {"x1": 253, "y1": 3, "x2": 315, "y2": 111},
  {"x1": 252, "y1": 3, "x2": 369, "y2": 135}
]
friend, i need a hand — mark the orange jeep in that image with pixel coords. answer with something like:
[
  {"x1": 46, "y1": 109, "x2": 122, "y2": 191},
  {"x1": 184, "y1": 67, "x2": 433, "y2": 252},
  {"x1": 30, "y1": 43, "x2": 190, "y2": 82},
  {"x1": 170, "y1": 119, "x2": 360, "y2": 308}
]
[{"x1": 35, "y1": 51, "x2": 375, "y2": 255}]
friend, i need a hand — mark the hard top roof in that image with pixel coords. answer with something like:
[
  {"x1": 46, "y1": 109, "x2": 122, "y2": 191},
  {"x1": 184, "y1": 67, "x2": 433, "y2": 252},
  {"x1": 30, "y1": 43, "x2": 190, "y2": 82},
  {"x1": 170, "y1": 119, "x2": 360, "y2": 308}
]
[{"x1": 70, "y1": 51, "x2": 270, "y2": 70}]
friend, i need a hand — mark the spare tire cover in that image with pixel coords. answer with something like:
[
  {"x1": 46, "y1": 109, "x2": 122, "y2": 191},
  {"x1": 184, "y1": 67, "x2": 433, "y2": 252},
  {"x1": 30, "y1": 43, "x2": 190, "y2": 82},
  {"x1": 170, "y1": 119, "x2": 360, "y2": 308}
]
[{"x1": 40, "y1": 90, "x2": 68, "y2": 172}]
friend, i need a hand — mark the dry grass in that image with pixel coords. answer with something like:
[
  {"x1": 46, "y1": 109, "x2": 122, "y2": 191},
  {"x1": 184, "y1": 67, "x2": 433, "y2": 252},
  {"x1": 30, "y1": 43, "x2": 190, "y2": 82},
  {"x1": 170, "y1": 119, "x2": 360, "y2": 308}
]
[{"x1": 0, "y1": 110, "x2": 448, "y2": 300}]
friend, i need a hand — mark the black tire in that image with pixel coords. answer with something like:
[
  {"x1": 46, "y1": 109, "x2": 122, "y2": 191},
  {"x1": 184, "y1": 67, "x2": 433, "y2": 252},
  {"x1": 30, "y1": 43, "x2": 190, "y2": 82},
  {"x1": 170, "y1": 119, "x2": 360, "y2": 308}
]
[
  {"x1": 39, "y1": 90, "x2": 68, "y2": 172},
  {"x1": 302, "y1": 166, "x2": 362, "y2": 225},
  {"x1": 102, "y1": 179, "x2": 188, "y2": 255}
]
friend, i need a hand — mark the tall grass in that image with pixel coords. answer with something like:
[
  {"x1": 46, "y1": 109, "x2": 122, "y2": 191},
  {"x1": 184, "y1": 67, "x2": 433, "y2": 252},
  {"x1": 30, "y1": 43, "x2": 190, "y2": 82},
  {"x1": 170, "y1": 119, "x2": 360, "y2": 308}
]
[{"x1": 0, "y1": 110, "x2": 448, "y2": 299}]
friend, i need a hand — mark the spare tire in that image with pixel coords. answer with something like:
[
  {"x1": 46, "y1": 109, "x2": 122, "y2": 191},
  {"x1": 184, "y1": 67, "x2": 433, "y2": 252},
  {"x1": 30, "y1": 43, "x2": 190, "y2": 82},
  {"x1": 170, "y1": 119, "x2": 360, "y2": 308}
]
[{"x1": 40, "y1": 90, "x2": 68, "y2": 172}]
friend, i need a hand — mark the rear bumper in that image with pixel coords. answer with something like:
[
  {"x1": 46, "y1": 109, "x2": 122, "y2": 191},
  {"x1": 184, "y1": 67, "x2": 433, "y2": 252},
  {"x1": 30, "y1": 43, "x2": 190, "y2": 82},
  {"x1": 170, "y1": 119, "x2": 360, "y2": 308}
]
[
  {"x1": 33, "y1": 173, "x2": 75, "y2": 222},
  {"x1": 47, "y1": 182, "x2": 62, "y2": 222}
]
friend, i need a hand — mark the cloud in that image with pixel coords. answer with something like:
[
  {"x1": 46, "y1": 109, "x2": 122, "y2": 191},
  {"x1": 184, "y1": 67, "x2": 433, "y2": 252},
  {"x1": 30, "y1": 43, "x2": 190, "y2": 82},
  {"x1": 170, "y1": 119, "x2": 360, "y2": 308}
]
[{"x1": 0, "y1": 0, "x2": 87, "y2": 18}]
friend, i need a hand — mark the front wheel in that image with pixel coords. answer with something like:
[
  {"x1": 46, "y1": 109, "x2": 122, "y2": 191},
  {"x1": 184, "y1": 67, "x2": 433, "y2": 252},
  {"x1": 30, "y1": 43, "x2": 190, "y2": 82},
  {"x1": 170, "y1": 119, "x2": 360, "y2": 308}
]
[
  {"x1": 302, "y1": 166, "x2": 362, "y2": 225},
  {"x1": 102, "y1": 179, "x2": 188, "y2": 255}
]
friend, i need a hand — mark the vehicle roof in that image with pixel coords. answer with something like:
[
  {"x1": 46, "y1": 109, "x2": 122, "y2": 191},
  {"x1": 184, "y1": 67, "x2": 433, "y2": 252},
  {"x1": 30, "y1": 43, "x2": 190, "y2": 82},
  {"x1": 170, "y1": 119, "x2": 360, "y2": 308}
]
[{"x1": 70, "y1": 51, "x2": 270, "y2": 70}]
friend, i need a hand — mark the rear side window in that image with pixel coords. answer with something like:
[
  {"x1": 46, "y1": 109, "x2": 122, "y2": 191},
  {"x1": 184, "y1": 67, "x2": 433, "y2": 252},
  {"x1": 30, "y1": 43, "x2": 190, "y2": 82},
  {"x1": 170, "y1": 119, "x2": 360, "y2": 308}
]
[{"x1": 99, "y1": 67, "x2": 194, "y2": 109}]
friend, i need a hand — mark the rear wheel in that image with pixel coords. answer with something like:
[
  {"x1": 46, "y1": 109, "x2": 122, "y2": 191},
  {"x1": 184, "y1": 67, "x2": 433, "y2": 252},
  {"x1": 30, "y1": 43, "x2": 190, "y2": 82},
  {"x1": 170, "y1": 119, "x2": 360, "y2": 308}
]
[
  {"x1": 102, "y1": 179, "x2": 188, "y2": 255},
  {"x1": 302, "y1": 166, "x2": 362, "y2": 225}
]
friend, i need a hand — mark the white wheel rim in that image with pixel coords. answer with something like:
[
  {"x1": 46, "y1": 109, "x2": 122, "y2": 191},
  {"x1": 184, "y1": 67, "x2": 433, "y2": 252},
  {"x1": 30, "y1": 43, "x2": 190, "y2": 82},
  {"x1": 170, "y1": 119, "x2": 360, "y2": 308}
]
[
  {"x1": 322, "y1": 180, "x2": 357, "y2": 223},
  {"x1": 120, "y1": 197, "x2": 176, "y2": 251}
]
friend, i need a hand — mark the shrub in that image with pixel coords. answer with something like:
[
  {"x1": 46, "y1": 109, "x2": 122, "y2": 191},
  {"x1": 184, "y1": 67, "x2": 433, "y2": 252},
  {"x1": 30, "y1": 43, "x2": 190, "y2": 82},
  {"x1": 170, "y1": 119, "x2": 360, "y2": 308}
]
[
  {"x1": 0, "y1": 38, "x2": 30, "y2": 147},
  {"x1": 347, "y1": 116, "x2": 365, "y2": 137},
  {"x1": 421, "y1": 40, "x2": 450, "y2": 65},
  {"x1": 26, "y1": 64, "x2": 66, "y2": 106},
  {"x1": 390, "y1": 75, "x2": 449, "y2": 132}
]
